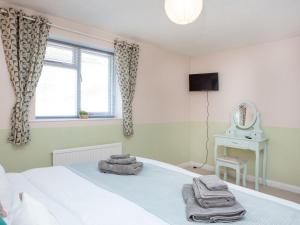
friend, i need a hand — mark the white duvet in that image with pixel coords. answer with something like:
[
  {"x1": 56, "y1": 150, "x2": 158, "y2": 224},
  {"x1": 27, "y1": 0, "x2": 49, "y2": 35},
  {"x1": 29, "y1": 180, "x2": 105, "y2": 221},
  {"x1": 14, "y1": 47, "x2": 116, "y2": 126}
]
[{"x1": 6, "y1": 158, "x2": 300, "y2": 225}]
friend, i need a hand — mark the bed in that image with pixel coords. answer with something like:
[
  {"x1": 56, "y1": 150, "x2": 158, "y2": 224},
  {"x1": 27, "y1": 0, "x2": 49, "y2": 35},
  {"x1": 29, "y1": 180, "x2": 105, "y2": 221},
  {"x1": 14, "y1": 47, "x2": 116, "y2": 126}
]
[{"x1": 3, "y1": 144, "x2": 300, "y2": 225}]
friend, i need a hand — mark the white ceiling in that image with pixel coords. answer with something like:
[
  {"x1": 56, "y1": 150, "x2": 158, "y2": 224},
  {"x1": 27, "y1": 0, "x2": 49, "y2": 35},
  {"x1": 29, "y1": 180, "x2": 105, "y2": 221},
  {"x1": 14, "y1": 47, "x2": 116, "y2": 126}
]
[{"x1": 5, "y1": 0, "x2": 300, "y2": 56}]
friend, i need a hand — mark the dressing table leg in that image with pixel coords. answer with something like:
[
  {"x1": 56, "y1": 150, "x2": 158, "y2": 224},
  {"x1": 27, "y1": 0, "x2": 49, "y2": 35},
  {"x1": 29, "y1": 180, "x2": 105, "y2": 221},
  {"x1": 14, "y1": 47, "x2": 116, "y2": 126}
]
[
  {"x1": 255, "y1": 150, "x2": 260, "y2": 191},
  {"x1": 236, "y1": 166, "x2": 240, "y2": 186},
  {"x1": 214, "y1": 144, "x2": 218, "y2": 173},
  {"x1": 223, "y1": 147, "x2": 228, "y2": 180},
  {"x1": 243, "y1": 165, "x2": 247, "y2": 187},
  {"x1": 263, "y1": 142, "x2": 268, "y2": 186},
  {"x1": 216, "y1": 161, "x2": 220, "y2": 177}
]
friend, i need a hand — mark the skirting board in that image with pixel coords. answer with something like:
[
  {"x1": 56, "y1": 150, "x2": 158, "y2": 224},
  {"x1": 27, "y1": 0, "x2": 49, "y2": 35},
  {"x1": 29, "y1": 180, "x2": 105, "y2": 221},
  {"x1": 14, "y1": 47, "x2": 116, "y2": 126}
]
[{"x1": 178, "y1": 161, "x2": 300, "y2": 195}]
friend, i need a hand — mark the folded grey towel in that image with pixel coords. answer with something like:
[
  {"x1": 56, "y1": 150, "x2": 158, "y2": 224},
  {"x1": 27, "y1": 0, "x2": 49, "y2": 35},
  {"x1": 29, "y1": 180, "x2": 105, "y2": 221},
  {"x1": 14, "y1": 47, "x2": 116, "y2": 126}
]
[
  {"x1": 110, "y1": 154, "x2": 130, "y2": 159},
  {"x1": 193, "y1": 178, "x2": 235, "y2": 208},
  {"x1": 107, "y1": 157, "x2": 137, "y2": 165},
  {"x1": 99, "y1": 160, "x2": 143, "y2": 175},
  {"x1": 182, "y1": 184, "x2": 246, "y2": 223},
  {"x1": 197, "y1": 175, "x2": 228, "y2": 191}
]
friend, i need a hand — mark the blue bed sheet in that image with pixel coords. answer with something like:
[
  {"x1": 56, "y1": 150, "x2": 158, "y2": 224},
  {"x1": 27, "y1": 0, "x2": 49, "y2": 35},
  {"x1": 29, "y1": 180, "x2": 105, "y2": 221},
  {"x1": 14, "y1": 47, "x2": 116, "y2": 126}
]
[{"x1": 67, "y1": 162, "x2": 300, "y2": 225}]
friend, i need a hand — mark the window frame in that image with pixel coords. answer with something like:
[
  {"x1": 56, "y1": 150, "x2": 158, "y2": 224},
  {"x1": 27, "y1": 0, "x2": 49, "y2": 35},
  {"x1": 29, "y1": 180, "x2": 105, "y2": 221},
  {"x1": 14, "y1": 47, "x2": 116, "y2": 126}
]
[{"x1": 35, "y1": 39, "x2": 116, "y2": 119}]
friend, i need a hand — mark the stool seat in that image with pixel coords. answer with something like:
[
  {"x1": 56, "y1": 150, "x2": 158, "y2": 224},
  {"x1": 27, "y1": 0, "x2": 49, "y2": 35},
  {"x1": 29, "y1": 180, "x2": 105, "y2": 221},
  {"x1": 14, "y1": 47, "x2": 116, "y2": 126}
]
[
  {"x1": 216, "y1": 155, "x2": 248, "y2": 165},
  {"x1": 215, "y1": 155, "x2": 248, "y2": 187}
]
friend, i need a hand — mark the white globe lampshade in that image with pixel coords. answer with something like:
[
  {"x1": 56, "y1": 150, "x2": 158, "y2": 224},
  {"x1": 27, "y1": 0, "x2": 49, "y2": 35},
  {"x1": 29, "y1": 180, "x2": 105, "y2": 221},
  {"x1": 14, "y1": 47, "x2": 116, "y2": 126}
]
[{"x1": 165, "y1": 0, "x2": 203, "y2": 25}]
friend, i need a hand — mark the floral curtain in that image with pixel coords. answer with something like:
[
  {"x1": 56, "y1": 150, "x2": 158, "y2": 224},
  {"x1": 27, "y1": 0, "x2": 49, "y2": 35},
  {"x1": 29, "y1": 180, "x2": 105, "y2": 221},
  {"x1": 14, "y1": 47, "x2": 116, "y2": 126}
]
[
  {"x1": 0, "y1": 8, "x2": 50, "y2": 145},
  {"x1": 114, "y1": 40, "x2": 140, "y2": 136}
]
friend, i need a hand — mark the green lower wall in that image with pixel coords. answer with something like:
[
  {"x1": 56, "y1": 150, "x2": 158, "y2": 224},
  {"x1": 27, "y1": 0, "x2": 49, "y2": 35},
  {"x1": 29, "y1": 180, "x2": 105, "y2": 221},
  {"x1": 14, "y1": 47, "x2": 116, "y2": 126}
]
[
  {"x1": 0, "y1": 122, "x2": 190, "y2": 172},
  {"x1": 1, "y1": 121, "x2": 299, "y2": 187},
  {"x1": 190, "y1": 121, "x2": 300, "y2": 187}
]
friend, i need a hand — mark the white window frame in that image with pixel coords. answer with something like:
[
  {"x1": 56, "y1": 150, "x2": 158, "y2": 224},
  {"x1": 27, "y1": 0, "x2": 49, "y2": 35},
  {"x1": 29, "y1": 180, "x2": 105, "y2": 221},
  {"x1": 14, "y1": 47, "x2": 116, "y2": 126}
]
[{"x1": 35, "y1": 39, "x2": 116, "y2": 119}]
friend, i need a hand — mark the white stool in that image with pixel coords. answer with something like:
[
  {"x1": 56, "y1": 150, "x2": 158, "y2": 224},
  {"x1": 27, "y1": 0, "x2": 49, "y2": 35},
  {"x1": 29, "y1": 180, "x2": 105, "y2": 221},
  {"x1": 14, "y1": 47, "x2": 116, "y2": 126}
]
[{"x1": 215, "y1": 155, "x2": 248, "y2": 186}]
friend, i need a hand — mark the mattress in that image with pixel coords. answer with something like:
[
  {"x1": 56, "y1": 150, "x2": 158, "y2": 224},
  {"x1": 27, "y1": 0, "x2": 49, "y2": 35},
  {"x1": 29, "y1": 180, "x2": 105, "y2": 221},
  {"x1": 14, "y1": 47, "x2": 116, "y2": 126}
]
[{"x1": 6, "y1": 157, "x2": 300, "y2": 225}]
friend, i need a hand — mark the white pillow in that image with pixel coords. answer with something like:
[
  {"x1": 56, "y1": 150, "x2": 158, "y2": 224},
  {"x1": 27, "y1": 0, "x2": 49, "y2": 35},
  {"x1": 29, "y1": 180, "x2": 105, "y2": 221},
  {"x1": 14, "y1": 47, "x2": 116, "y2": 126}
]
[
  {"x1": 0, "y1": 164, "x2": 13, "y2": 218},
  {"x1": 11, "y1": 193, "x2": 60, "y2": 225},
  {"x1": 0, "y1": 164, "x2": 5, "y2": 175},
  {"x1": 0, "y1": 201, "x2": 8, "y2": 218}
]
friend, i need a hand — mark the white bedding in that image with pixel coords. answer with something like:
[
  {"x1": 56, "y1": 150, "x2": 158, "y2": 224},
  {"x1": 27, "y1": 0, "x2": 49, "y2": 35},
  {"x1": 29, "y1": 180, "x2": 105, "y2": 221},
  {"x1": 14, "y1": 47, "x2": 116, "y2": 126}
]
[{"x1": 6, "y1": 157, "x2": 300, "y2": 225}]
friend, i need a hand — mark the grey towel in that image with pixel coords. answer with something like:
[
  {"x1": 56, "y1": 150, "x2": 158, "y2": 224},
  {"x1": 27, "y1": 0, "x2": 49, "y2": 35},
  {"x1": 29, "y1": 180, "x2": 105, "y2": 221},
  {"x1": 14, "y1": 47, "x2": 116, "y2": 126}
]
[
  {"x1": 110, "y1": 154, "x2": 130, "y2": 159},
  {"x1": 193, "y1": 178, "x2": 235, "y2": 208},
  {"x1": 197, "y1": 175, "x2": 228, "y2": 191},
  {"x1": 182, "y1": 184, "x2": 246, "y2": 223},
  {"x1": 99, "y1": 160, "x2": 143, "y2": 175},
  {"x1": 106, "y1": 157, "x2": 137, "y2": 165}
]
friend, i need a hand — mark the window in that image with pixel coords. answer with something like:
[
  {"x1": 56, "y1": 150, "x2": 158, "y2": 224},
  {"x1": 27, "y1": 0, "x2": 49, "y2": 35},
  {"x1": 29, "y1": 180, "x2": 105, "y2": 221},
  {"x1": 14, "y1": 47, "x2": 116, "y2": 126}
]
[{"x1": 35, "y1": 40, "x2": 116, "y2": 119}]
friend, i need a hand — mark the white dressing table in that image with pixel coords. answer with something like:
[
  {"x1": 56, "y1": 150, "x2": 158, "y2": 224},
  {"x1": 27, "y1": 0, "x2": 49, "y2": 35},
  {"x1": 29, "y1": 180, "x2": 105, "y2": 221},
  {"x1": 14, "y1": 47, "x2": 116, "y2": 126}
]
[{"x1": 214, "y1": 102, "x2": 269, "y2": 191}]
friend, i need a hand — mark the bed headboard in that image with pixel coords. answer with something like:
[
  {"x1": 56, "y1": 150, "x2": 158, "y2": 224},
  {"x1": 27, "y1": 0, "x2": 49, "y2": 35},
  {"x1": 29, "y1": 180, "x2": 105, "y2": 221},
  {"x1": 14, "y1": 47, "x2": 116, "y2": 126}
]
[{"x1": 52, "y1": 143, "x2": 122, "y2": 166}]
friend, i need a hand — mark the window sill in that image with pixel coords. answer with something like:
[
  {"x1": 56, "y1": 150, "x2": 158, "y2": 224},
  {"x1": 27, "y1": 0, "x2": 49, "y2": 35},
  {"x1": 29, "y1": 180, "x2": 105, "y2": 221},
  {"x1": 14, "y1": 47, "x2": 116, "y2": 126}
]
[
  {"x1": 30, "y1": 117, "x2": 122, "y2": 128},
  {"x1": 30, "y1": 117, "x2": 122, "y2": 122}
]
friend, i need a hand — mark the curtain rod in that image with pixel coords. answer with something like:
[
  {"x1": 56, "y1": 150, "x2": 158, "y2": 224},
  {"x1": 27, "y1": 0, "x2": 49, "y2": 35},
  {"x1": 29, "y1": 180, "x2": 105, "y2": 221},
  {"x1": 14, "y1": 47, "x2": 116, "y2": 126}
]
[{"x1": 0, "y1": 8, "x2": 114, "y2": 44}]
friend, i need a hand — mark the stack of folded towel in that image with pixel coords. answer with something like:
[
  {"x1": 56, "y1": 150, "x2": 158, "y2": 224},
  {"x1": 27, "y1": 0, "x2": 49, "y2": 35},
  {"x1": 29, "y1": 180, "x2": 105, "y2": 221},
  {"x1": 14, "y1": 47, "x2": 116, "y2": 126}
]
[
  {"x1": 98, "y1": 154, "x2": 143, "y2": 175},
  {"x1": 182, "y1": 175, "x2": 246, "y2": 223}
]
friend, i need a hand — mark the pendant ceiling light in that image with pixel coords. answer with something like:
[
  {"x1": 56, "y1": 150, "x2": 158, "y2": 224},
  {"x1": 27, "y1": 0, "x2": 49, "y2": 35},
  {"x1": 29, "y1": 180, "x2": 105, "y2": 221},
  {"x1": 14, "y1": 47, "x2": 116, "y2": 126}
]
[{"x1": 164, "y1": 0, "x2": 203, "y2": 25}]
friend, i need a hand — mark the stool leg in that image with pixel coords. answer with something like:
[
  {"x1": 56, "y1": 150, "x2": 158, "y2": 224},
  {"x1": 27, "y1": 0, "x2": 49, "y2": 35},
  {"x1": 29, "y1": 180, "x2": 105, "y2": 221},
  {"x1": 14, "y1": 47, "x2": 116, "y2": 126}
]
[
  {"x1": 236, "y1": 166, "x2": 240, "y2": 186},
  {"x1": 216, "y1": 162, "x2": 220, "y2": 177},
  {"x1": 243, "y1": 165, "x2": 247, "y2": 187},
  {"x1": 224, "y1": 167, "x2": 228, "y2": 181}
]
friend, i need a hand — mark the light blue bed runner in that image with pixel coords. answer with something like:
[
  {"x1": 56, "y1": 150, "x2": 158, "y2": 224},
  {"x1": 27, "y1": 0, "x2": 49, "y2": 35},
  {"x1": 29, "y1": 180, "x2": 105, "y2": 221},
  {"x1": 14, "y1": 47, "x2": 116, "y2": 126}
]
[{"x1": 67, "y1": 162, "x2": 300, "y2": 225}]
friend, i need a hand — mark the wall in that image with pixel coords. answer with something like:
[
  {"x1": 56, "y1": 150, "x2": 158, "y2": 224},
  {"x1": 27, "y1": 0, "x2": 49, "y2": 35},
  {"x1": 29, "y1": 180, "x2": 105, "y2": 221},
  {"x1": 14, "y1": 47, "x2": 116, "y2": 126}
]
[
  {"x1": 0, "y1": 1, "x2": 191, "y2": 172},
  {"x1": 190, "y1": 37, "x2": 300, "y2": 186},
  {"x1": 0, "y1": 1, "x2": 299, "y2": 188}
]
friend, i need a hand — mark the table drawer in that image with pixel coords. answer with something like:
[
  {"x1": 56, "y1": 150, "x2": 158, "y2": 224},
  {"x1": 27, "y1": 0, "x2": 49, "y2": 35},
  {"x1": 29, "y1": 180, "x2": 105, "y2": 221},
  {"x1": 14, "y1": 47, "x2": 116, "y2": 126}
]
[{"x1": 216, "y1": 138, "x2": 253, "y2": 149}]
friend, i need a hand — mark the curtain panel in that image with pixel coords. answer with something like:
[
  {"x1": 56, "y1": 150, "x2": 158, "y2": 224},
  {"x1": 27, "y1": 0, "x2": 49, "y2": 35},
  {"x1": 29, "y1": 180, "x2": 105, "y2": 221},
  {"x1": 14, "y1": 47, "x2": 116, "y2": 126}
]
[
  {"x1": 114, "y1": 40, "x2": 140, "y2": 136},
  {"x1": 0, "y1": 8, "x2": 50, "y2": 145}
]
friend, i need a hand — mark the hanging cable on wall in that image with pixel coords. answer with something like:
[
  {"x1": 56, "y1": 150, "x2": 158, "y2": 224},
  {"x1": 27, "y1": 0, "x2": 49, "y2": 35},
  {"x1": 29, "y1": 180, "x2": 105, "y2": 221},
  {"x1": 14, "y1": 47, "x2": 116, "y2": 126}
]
[{"x1": 194, "y1": 90, "x2": 209, "y2": 169}]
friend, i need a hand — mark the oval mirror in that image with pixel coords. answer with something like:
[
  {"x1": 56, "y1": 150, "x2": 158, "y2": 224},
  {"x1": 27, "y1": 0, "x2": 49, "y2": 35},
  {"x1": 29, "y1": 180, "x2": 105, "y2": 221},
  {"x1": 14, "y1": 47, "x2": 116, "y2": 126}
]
[{"x1": 233, "y1": 102, "x2": 257, "y2": 129}]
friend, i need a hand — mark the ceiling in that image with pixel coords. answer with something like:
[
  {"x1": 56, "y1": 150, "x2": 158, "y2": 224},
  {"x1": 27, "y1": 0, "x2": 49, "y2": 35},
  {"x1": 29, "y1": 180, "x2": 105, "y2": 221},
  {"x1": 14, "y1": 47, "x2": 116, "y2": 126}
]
[{"x1": 5, "y1": 0, "x2": 300, "y2": 56}]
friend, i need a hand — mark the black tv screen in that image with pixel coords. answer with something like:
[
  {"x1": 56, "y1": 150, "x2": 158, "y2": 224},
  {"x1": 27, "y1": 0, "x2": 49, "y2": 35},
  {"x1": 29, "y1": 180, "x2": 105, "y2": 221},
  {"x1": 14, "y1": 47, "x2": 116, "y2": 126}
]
[{"x1": 189, "y1": 73, "x2": 219, "y2": 91}]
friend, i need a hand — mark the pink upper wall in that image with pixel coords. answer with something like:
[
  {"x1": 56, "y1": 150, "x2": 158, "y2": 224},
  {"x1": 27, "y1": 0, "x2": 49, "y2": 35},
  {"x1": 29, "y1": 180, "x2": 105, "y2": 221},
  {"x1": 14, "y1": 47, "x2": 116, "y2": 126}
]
[
  {"x1": 190, "y1": 37, "x2": 300, "y2": 128},
  {"x1": 135, "y1": 43, "x2": 190, "y2": 124}
]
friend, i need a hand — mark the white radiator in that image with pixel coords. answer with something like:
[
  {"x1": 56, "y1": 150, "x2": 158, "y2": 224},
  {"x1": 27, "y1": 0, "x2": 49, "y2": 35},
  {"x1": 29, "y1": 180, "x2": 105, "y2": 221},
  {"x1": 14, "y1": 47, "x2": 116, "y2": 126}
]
[{"x1": 52, "y1": 143, "x2": 122, "y2": 166}]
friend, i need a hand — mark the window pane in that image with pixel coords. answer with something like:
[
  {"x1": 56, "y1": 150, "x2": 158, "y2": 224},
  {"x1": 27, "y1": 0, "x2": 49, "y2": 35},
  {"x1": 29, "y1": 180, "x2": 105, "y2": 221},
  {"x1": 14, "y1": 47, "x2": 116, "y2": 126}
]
[
  {"x1": 35, "y1": 65, "x2": 77, "y2": 117},
  {"x1": 80, "y1": 51, "x2": 110, "y2": 113},
  {"x1": 45, "y1": 43, "x2": 74, "y2": 64}
]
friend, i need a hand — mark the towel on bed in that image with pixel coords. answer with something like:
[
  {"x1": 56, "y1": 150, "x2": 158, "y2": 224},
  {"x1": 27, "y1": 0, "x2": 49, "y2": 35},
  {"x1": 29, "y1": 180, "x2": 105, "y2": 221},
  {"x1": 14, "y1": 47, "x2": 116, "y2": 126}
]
[
  {"x1": 182, "y1": 184, "x2": 246, "y2": 223},
  {"x1": 99, "y1": 160, "x2": 143, "y2": 175},
  {"x1": 193, "y1": 178, "x2": 235, "y2": 208},
  {"x1": 106, "y1": 157, "x2": 137, "y2": 165},
  {"x1": 196, "y1": 175, "x2": 228, "y2": 191},
  {"x1": 110, "y1": 154, "x2": 130, "y2": 159}
]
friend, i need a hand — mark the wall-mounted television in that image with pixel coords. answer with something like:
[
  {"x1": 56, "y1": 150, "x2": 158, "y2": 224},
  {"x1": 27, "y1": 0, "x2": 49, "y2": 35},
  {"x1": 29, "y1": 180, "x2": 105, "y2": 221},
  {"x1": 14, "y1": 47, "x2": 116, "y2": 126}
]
[{"x1": 189, "y1": 73, "x2": 219, "y2": 91}]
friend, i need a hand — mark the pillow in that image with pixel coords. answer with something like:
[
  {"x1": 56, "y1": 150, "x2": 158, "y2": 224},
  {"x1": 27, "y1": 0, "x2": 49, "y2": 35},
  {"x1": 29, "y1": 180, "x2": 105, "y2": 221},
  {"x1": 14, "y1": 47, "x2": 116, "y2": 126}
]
[
  {"x1": 0, "y1": 165, "x2": 12, "y2": 218},
  {"x1": 0, "y1": 201, "x2": 8, "y2": 218},
  {"x1": 0, "y1": 164, "x2": 5, "y2": 175},
  {"x1": 11, "y1": 193, "x2": 60, "y2": 225}
]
